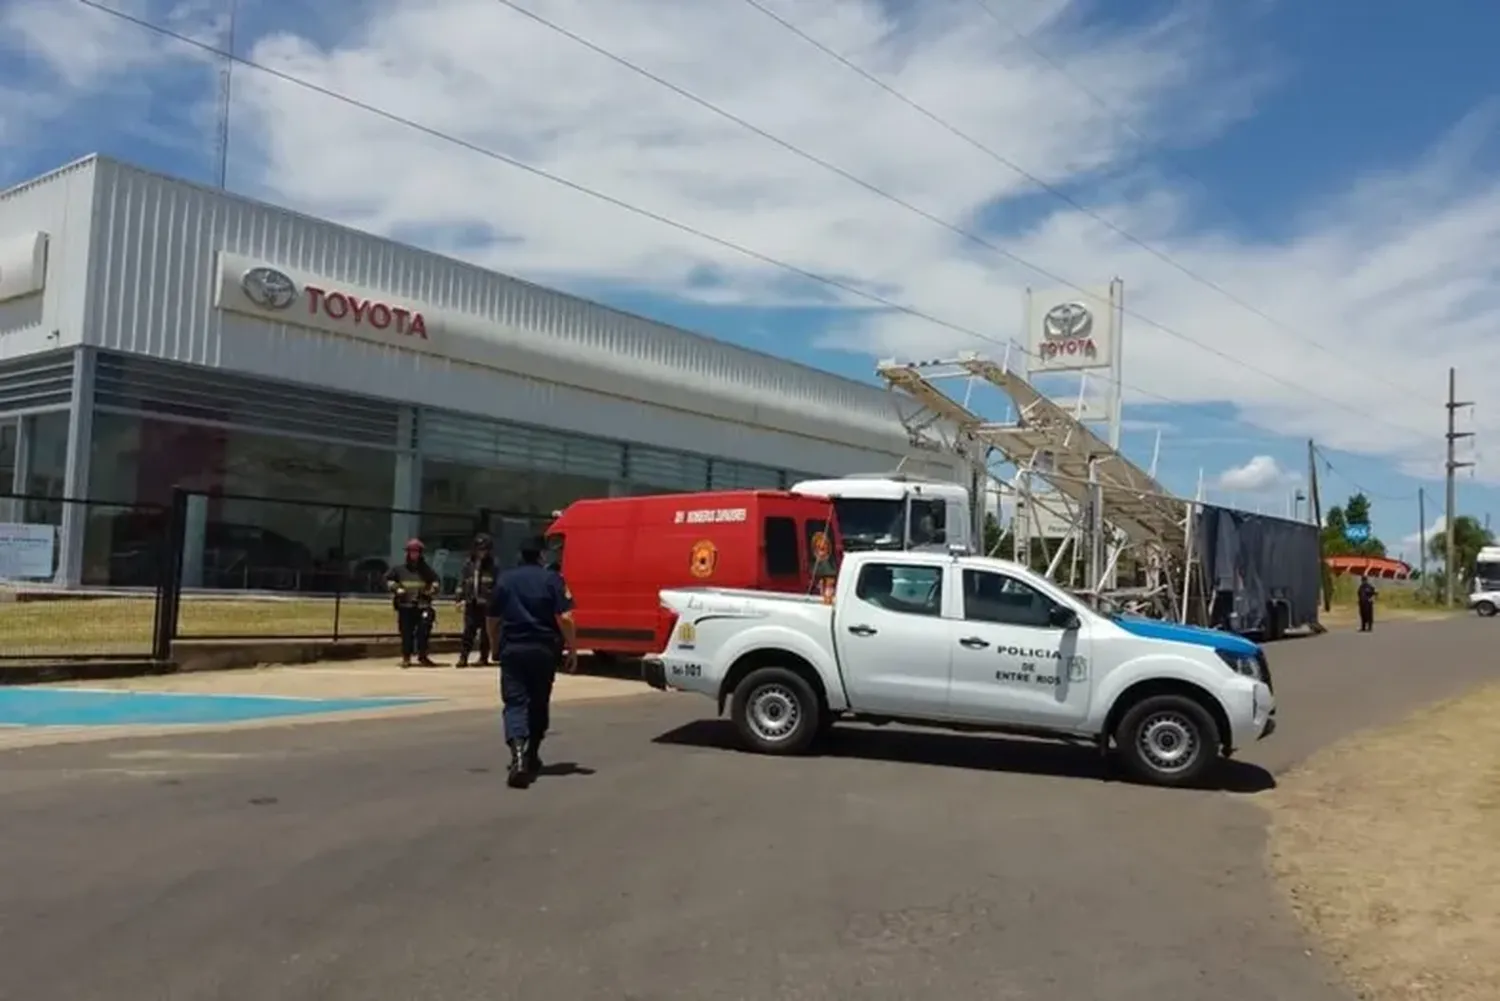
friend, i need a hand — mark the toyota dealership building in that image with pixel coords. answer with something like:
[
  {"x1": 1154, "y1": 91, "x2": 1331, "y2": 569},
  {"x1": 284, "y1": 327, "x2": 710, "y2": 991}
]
[{"x1": 0, "y1": 156, "x2": 955, "y2": 587}]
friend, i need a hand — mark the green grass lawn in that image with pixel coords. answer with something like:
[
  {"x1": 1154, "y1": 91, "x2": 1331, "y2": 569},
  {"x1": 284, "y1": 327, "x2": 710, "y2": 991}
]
[{"x1": 0, "y1": 595, "x2": 459, "y2": 659}]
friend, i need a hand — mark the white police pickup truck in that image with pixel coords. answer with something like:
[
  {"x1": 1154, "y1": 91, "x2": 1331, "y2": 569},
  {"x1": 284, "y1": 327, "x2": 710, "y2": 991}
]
[{"x1": 643, "y1": 550, "x2": 1276, "y2": 786}]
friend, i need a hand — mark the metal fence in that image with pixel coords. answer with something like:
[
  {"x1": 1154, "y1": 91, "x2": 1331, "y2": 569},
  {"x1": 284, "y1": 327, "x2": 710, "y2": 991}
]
[
  {"x1": 1, "y1": 488, "x2": 557, "y2": 664},
  {"x1": 158, "y1": 489, "x2": 554, "y2": 644},
  {"x1": 1, "y1": 491, "x2": 171, "y2": 663}
]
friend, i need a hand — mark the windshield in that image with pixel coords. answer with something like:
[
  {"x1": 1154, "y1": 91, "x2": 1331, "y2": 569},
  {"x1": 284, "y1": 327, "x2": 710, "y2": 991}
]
[
  {"x1": 1477, "y1": 558, "x2": 1500, "y2": 590},
  {"x1": 832, "y1": 498, "x2": 906, "y2": 550}
]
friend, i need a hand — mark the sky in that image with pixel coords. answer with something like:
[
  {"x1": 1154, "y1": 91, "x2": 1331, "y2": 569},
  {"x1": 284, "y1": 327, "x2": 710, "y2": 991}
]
[{"x1": 3, "y1": 0, "x2": 1499, "y2": 560}]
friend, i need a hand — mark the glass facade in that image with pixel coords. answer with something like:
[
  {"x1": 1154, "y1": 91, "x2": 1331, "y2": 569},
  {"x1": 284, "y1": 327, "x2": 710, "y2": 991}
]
[{"x1": 60, "y1": 355, "x2": 816, "y2": 591}]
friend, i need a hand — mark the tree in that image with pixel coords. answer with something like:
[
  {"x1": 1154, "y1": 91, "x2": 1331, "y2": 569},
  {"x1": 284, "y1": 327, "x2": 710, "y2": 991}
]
[
  {"x1": 1345, "y1": 493, "x2": 1372, "y2": 528},
  {"x1": 1321, "y1": 494, "x2": 1386, "y2": 558},
  {"x1": 1426, "y1": 515, "x2": 1496, "y2": 585},
  {"x1": 983, "y1": 512, "x2": 1004, "y2": 556}
]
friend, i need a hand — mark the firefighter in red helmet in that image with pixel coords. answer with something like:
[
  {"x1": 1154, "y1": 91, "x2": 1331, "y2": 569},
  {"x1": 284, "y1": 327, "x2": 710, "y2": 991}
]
[{"x1": 384, "y1": 538, "x2": 440, "y2": 668}]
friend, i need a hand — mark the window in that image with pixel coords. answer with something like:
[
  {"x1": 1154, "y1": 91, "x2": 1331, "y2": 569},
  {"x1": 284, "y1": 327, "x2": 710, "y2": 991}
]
[
  {"x1": 0, "y1": 419, "x2": 16, "y2": 492},
  {"x1": 855, "y1": 562, "x2": 943, "y2": 617},
  {"x1": 909, "y1": 498, "x2": 947, "y2": 547},
  {"x1": 832, "y1": 497, "x2": 904, "y2": 550},
  {"x1": 962, "y1": 569, "x2": 1062, "y2": 628},
  {"x1": 764, "y1": 516, "x2": 800, "y2": 578},
  {"x1": 419, "y1": 458, "x2": 610, "y2": 519},
  {"x1": 85, "y1": 412, "x2": 400, "y2": 590}
]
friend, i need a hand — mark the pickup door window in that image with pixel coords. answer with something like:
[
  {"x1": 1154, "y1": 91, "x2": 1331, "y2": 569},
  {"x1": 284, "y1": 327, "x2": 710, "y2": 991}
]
[
  {"x1": 947, "y1": 568, "x2": 1091, "y2": 728},
  {"x1": 834, "y1": 561, "x2": 951, "y2": 718}
]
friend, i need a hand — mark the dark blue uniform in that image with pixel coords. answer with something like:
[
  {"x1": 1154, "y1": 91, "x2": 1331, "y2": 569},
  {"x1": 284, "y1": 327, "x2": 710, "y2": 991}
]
[{"x1": 488, "y1": 562, "x2": 573, "y2": 748}]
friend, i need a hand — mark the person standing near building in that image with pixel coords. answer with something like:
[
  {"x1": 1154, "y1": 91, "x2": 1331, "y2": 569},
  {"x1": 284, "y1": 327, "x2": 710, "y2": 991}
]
[
  {"x1": 386, "y1": 539, "x2": 440, "y2": 668},
  {"x1": 486, "y1": 536, "x2": 578, "y2": 788},
  {"x1": 455, "y1": 533, "x2": 497, "y2": 668},
  {"x1": 1357, "y1": 574, "x2": 1377, "y2": 632}
]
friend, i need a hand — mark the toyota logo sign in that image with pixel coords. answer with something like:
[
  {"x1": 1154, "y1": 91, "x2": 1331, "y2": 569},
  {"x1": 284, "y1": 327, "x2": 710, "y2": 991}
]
[
  {"x1": 240, "y1": 266, "x2": 298, "y2": 310},
  {"x1": 1042, "y1": 301, "x2": 1093, "y2": 340}
]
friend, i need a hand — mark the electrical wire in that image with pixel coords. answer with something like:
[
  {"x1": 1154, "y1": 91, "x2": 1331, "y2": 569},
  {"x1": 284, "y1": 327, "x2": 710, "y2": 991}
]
[
  {"x1": 74, "y1": 0, "x2": 1440, "y2": 452},
  {"x1": 730, "y1": 0, "x2": 1432, "y2": 407},
  {"x1": 1312, "y1": 445, "x2": 1415, "y2": 503},
  {"x1": 66, "y1": 0, "x2": 1175, "y2": 416}
]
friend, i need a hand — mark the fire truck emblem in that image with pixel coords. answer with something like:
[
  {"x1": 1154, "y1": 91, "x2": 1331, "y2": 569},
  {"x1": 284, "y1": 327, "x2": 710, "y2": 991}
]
[{"x1": 689, "y1": 539, "x2": 718, "y2": 579}]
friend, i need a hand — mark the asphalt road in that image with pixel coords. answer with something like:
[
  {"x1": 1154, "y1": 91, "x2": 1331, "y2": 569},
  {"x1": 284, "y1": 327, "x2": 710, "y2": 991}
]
[{"x1": 1, "y1": 615, "x2": 1495, "y2": 1001}]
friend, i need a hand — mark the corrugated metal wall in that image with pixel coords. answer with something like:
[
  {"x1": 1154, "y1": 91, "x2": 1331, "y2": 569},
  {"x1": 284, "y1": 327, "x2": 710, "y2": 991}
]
[
  {"x1": 80, "y1": 158, "x2": 947, "y2": 479},
  {"x1": 0, "y1": 158, "x2": 97, "y2": 360}
]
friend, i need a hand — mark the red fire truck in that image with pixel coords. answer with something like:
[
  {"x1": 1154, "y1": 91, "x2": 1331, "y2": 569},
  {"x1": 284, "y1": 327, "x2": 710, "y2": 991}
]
[{"x1": 545, "y1": 490, "x2": 840, "y2": 659}]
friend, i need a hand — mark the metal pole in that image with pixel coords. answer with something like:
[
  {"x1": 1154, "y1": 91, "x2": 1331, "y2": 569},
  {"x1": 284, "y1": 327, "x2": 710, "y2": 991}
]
[
  {"x1": 1445, "y1": 367, "x2": 1474, "y2": 605},
  {"x1": 332, "y1": 505, "x2": 348, "y2": 641},
  {"x1": 1108, "y1": 277, "x2": 1125, "y2": 452},
  {"x1": 1178, "y1": 500, "x2": 1195, "y2": 624},
  {"x1": 1418, "y1": 487, "x2": 1427, "y2": 584}
]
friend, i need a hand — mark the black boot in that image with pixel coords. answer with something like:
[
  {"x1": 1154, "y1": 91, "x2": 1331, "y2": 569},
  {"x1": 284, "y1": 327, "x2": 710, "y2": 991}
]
[
  {"x1": 524, "y1": 737, "x2": 544, "y2": 776},
  {"x1": 507, "y1": 740, "x2": 531, "y2": 788}
]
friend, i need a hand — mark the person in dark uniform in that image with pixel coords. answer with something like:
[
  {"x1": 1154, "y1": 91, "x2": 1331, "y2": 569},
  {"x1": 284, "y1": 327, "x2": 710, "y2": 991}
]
[
  {"x1": 486, "y1": 536, "x2": 578, "y2": 788},
  {"x1": 455, "y1": 534, "x2": 497, "y2": 668},
  {"x1": 1357, "y1": 574, "x2": 1377, "y2": 632},
  {"x1": 385, "y1": 539, "x2": 440, "y2": 668}
]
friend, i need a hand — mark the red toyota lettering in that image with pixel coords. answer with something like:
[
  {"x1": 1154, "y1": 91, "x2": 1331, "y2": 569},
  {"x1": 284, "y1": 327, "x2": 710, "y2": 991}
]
[{"x1": 302, "y1": 283, "x2": 427, "y2": 339}]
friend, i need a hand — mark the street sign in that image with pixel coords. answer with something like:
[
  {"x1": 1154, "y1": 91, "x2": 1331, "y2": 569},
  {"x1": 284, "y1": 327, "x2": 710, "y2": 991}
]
[{"x1": 1344, "y1": 523, "x2": 1371, "y2": 543}]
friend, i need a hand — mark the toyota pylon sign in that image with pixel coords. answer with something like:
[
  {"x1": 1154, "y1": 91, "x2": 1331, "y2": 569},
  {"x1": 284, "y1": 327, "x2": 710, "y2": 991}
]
[{"x1": 1024, "y1": 284, "x2": 1115, "y2": 374}]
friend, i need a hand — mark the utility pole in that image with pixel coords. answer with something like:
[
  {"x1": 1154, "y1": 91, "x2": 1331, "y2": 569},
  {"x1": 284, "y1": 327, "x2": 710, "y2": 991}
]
[
  {"x1": 1418, "y1": 487, "x2": 1427, "y2": 583},
  {"x1": 1445, "y1": 367, "x2": 1474, "y2": 605},
  {"x1": 1308, "y1": 439, "x2": 1329, "y2": 613}
]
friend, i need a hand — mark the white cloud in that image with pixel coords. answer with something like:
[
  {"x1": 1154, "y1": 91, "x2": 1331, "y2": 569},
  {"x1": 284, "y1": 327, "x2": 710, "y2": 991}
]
[
  {"x1": 1214, "y1": 455, "x2": 1298, "y2": 493},
  {"x1": 8, "y1": 0, "x2": 1500, "y2": 484},
  {"x1": 1402, "y1": 515, "x2": 1446, "y2": 551}
]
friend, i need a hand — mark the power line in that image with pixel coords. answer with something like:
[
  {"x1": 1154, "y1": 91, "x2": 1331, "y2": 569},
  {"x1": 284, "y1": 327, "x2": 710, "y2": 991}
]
[
  {"x1": 965, "y1": 0, "x2": 1262, "y2": 237},
  {"x1": 489, "y1": 0, "x2": 1436, "y2": 439},
  {"x1": 75, "y1": 0, "x2": 1435, "y2": 449},
  {"x1": 731, "y1": 0, "x2": 1423, "y2": 404},
  {"x1": 1312, "y1": 445, "x2": 1413, "y2": 503},
  {"x1": 66, "y1": 0, "x2": 1166, "y2": 413}
]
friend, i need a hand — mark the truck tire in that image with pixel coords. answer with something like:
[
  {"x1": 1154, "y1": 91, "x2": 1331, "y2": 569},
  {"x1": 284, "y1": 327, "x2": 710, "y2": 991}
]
[
  {"x1": 1113, "y1": 694, "x2": 1221, "y2": 787},
  {"x1": 1477, "y1": 600, "x2": 1497, "y2": 618},
  {"x1": 730, "y1": 667, "x2": 821, "y2": 756}
]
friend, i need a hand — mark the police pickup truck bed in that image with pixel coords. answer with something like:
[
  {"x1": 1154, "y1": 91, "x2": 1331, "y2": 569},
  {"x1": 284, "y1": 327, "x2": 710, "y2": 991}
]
[{"x1": 645, "y1": 550, "x2": 1276, "y2": 786}]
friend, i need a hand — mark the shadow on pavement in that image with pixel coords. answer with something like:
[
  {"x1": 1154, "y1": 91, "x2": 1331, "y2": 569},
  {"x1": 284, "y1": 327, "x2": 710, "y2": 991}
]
[{"x1": 653, "y1": 720, "x2": 1275, "y2": 793}]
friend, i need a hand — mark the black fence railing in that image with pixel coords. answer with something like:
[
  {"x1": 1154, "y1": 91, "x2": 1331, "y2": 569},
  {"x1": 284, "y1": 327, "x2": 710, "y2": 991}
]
[
  {"x1": 0, "y1": 491, "x2": 170, "y2": 663},
  {"x1": 1, "y1": 488, "x2": 558, "y2": 663},
  {"x1": 157, "y1": 489, "x2": 554, "y2": 644}
]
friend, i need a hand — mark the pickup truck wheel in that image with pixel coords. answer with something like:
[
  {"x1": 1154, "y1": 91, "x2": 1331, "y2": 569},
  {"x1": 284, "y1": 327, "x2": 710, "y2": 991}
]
[
  {"x1": 730, "y1": 667, "x2": 821, "y2": 755},
  {"x1": 1114, "y1": 695, "x2": 1221, "y2": 787},
  {"x1": 1476, "y1": 600, "x2": 1497, "y2": 618}
]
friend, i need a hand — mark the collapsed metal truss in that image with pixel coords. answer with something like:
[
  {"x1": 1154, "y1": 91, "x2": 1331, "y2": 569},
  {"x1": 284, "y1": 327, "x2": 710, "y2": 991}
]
[{"x1": 877, "y1": 353, "x2": 1203, "y2": 622}]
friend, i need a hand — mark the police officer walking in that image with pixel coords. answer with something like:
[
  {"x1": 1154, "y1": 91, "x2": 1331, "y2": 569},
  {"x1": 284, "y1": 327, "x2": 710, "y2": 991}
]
[
  {"x1": 1357, "y1": 574, "x2": 1377, "y2": 632},
  {"x1": 385, "y1": 539, "x2": 440, "y2": 668},
  {"x1": 455, "y1": 533, "x2": 497, "y2": 668},
  {"x1": 486, "y1": 536, "x2": 578, "y2": 788}
]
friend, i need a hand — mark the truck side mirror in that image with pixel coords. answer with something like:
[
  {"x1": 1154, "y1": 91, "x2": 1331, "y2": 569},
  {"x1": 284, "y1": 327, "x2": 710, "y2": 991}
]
[{"x1": 1048, "y1": 606, "x2": 1081, "y2": 630}]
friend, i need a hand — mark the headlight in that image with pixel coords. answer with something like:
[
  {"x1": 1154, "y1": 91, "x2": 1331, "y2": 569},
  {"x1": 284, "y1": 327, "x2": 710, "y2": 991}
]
[{"x1": 1215, "y1": 649, "x2": 1262, "y2": 680}]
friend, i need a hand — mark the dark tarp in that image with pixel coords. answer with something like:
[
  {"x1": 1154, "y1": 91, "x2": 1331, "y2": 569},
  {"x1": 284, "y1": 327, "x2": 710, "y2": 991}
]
[{"x1": 1196, "y1": 504, "x2": 1321, "y2": 634}]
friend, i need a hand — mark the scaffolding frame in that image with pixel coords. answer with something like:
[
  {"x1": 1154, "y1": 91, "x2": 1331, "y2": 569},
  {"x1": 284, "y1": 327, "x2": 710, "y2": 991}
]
[{"x1": 877, "y1": 352, "x2": 1206, "y2": 622}]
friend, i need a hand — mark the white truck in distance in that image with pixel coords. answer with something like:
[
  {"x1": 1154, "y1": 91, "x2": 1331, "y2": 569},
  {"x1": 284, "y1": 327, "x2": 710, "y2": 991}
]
[
  {"x1": 1472, "y1": 546, "x2": 1500, "y2": 617},
  {"x1": 645, "y1": 550, "x2": 1277, "y2": 786},
  {"x1": 789, "y1": 474, "x2": 974, "y2": 553}
]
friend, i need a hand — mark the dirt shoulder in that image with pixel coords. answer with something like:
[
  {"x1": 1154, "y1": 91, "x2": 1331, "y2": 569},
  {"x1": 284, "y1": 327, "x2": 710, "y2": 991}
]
[{"x1": 1265, "y1": 681, "x2": 1500, "y2": 1000}]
